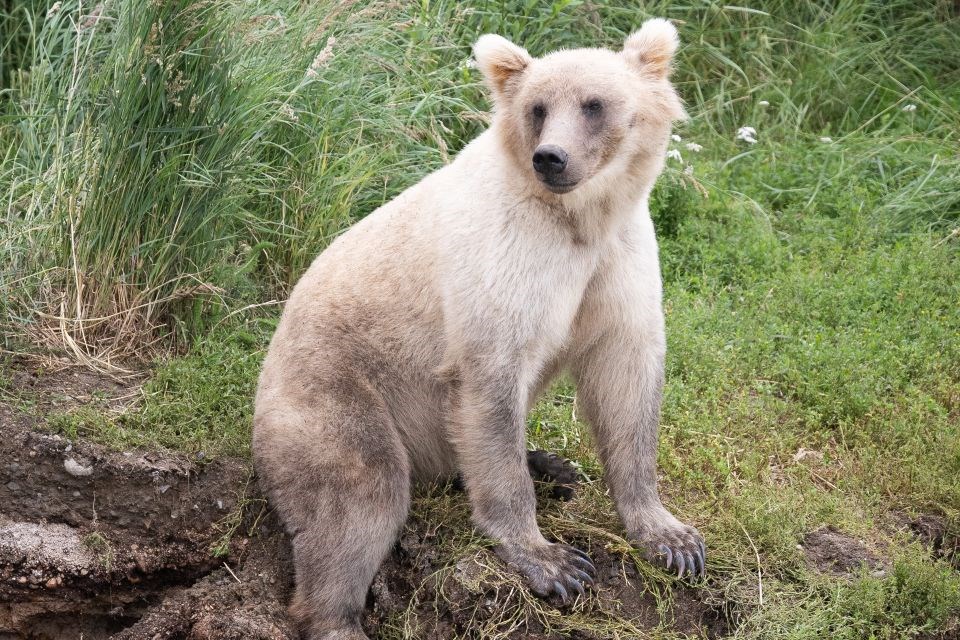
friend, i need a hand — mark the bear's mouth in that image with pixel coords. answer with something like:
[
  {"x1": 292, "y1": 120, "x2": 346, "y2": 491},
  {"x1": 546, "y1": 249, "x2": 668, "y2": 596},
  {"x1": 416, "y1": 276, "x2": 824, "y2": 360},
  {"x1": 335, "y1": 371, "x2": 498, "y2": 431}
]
[{"x1": 539, "y1": 178, "x2": 580, "y2": 194}]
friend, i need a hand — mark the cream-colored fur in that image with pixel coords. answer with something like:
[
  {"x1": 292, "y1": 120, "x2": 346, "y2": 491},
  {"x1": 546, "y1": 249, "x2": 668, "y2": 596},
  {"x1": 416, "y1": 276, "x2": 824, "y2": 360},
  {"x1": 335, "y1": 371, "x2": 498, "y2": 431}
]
[{"x1": 254, "y1": 19, "x2": 703, "y2": 640}]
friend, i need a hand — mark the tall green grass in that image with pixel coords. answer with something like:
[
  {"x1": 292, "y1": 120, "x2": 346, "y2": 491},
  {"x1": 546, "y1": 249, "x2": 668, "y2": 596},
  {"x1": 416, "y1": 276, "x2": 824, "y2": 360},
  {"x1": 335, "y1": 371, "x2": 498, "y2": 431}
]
[{"x1": 2, "y1": 0, "x2": 958, "y2": 360}]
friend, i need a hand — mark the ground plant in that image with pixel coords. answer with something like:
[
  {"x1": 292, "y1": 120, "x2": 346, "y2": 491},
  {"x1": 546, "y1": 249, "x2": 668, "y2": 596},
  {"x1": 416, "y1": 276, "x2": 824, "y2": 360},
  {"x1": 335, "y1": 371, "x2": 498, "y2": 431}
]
[{"x1": 1, "y1": 0, "x2": 958, "y2": 638}]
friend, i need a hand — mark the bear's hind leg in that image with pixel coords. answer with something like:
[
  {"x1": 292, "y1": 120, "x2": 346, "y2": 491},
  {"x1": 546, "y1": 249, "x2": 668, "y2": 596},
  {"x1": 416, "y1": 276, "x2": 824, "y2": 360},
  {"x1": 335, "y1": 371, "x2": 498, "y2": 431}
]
[
  {"x1": 255, "y1": 393, "x2": 410, "y2": 640},
  {"x1": 287, "y1": 469, "x2": 409, "y2": 639}
]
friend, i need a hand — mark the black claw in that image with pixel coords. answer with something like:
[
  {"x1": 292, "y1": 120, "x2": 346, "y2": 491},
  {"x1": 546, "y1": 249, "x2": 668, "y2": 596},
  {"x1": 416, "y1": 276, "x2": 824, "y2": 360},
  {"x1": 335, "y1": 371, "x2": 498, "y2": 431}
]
[
  {"x1": 685, "y1": 552, "x2": 696, "y2": 579},
  {"x1": 572, "y1": 568, "x2": 594, "y2": 585},
  {"x1": 689, "y1": 551, "x2": 701, "y2": 580},
  {"x1": 569, "y1": 547, "x2": 593, "y2": 563},
  {"x1": 568, "y1": 552, "x2": 596, "y2": 576},
  {"x1": 553, "y1": 580, "x2": 569, "y2": 604},
  {"x1": 568, "y1": 577, "x2": 585, "y2": 599},
  {"x1": 658, "y1": 544, "x2": 673, "y2": 569},
  {"x1": 676, "y1": 549, "x2": 686, "y2": 578}
]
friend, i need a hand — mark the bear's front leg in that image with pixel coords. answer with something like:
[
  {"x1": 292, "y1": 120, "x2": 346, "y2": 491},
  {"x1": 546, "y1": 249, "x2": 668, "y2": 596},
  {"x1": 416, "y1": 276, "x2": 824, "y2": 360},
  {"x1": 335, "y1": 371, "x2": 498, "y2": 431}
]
[
  {"x1": 448, "y1": 365, "x2": 596, "y2": 602},
  {"x1": 572, "y1": 330, "x2": 706, "y2": 579}
]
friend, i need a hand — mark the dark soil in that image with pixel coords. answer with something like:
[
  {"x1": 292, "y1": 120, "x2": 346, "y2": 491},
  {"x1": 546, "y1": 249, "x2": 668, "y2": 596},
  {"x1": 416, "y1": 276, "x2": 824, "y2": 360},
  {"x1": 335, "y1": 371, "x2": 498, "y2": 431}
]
[
  {"x1": 0, "y1": 367, "x2": 735, "y2": 639},
  {"x1": 801, "y1": 526, "x2": 884, "y2": 576},
  {"x1": 370, "y1": 515, "x2": 730, "y2": 640},
  {"x1": 894, "y1": 512, "x2": 959, "y2": 570}
]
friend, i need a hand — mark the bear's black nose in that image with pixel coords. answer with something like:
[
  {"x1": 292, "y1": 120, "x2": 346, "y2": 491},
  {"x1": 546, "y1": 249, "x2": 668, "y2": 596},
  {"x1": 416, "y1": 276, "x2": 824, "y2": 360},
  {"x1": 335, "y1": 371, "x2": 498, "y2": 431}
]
[{"x1": 532, "y1": 145, "x2": 568, "y2": 176}]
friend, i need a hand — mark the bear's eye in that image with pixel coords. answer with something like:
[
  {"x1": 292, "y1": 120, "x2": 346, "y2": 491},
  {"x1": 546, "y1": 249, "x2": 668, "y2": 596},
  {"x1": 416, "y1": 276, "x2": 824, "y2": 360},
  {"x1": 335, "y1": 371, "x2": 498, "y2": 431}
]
[
  {"x1": 583, "y1": 100, "x2": 603, "y2": 116},
  {"x1": 532, "y1": 104, "x2": 547, "y2": 119}
]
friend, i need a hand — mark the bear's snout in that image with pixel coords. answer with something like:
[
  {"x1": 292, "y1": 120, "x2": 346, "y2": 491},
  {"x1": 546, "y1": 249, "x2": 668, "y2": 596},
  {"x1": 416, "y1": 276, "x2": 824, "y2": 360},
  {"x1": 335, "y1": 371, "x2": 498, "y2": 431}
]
[{"x1": 532, "y1": 144, "x2": 568, "y2": 178}]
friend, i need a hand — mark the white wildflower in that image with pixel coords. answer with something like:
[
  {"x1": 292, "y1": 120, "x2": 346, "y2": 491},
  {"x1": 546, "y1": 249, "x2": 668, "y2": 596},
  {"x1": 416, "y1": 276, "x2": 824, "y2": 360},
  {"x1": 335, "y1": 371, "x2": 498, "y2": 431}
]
[
  {"x1": 47, "y1": 1, "x2": 62, "y2": 18},
  {"x1": 666, "y1": 148, "x2": 683, "y2": 163},
  {"x1": 736, "y1": 126, "x2": 757, "y2": 144},
  {"x1": 902, "y1": 103, "x2": 917, "y2": 112},
  {"x1": 279, "y1": 103, "x2": 299, "y2": 123},
  {"x1": 685, "y1": 142, "x2": 703, "y2": 152},
  {"x1": 306, "y1": 37, "x2": 336, "y2": 79},
  {"x1": 684, "y1": 164, "x2": 694, "y2": 176},
  {"x1": 457, "y1": 57, "x2": 478, "y2": 72},
  {"x1": 819, "y1": 136, "x2": 832, "y2": 143},
  {"x1": 671, "y1": 134, "x2": 682, "y2": 142},
  {"x1": 758, "y1": 100, "x2": 770, "y2": 107}
]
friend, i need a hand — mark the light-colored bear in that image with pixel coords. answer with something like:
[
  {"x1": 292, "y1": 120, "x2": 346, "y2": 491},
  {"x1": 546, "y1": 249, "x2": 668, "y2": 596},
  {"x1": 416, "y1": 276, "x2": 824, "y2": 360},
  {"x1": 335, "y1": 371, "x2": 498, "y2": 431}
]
[{"x1": 253, "y1": 18, "x2": 704, "y2": 639}]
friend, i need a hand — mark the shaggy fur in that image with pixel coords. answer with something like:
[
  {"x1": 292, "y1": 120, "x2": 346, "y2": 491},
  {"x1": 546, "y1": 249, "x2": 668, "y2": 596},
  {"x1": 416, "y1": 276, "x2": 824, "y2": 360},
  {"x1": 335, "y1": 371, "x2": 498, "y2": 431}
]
[{"x1": 253, "y1": 19, "x2": 704, "y2": 639}]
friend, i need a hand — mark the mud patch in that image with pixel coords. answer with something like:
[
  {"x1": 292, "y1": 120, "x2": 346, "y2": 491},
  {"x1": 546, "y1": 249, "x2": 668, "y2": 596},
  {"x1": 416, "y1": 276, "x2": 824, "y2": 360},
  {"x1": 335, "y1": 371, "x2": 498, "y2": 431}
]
[
  {"x1": 110, "y1": 533, "x2": 295, "y2": 640},
  {"x1": 0, "y1": 389, "x2": 267, "y2": 639},
  {"x1": 802, "y1": 526, "x2": 884, "y2": 576},
  {"x1": 893, "y1": 512, "x2": 960, "y2": 569},
  {"x1": 367, "y1": 512, "x2": 730, "y2": 639}
]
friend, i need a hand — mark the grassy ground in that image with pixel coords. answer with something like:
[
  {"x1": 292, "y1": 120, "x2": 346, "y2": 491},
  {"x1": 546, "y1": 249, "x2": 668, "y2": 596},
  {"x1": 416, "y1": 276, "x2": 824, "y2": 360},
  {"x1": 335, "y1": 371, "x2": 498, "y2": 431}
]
[{"x1": 2, "y1": 0, "x2": 959, "y2": 638}]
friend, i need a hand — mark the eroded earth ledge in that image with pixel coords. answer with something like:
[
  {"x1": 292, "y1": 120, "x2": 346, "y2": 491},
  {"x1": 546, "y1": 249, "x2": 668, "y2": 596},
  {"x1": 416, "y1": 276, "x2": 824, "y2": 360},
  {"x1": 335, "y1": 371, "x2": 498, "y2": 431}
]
[{"x1": 0, "y1": 401, "x2": 297, "y2": 639}]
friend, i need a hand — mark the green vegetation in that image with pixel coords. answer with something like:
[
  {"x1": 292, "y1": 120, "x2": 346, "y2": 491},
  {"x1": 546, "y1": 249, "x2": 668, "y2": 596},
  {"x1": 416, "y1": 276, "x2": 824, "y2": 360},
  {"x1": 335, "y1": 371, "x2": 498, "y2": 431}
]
[
  {"x1": 2, "y1": 0, "x2": 958, "y2": 638},
  {"x1": 82, "y1": 531, "x2": 115, "y2": 572}
]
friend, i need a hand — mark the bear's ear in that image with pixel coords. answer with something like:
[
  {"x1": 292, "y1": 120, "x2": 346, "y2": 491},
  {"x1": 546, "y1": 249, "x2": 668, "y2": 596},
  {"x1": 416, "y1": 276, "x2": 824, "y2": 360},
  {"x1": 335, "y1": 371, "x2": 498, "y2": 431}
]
[
  {"x1": 622, "y1": 18, "x2": 679, "y2": 79},
  {"x1": 473, "y1": 34, "x2": 532, "y2": 100}
]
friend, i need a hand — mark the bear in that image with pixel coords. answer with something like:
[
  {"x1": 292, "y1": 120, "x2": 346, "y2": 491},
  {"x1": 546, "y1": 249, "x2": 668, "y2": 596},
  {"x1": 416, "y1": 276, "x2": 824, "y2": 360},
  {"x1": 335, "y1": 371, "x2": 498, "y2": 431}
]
[{"x1": 253, "y1": 18, "x2": 704, "y2": 640}]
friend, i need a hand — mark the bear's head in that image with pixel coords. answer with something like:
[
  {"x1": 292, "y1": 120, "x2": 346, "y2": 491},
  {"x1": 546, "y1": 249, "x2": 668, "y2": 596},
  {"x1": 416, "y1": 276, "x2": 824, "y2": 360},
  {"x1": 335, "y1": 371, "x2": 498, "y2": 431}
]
[{"x1": 474, "y1": 19, "x2": 684, "y2": 203}]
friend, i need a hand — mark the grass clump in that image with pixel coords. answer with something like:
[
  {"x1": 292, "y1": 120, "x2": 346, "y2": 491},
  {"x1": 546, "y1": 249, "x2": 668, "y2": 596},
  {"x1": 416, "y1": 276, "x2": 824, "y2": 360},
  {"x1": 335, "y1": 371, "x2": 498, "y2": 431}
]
[
  {"x1": 82, "y1": 531, "x2": 115, "y2": 572},
  {"x1": 45, "y1": 323, "x2": 269, "y2": 456}
]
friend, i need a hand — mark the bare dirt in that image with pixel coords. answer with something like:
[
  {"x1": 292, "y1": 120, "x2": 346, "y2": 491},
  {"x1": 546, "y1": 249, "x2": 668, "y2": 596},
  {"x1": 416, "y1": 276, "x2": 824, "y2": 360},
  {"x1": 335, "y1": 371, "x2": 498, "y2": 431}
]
[
  {"x1": 897, "y1": 513, "x2": 960, "y2": 570},
  {"x1": 801, "y1": 526, "x2": 884, "y2": 577}
]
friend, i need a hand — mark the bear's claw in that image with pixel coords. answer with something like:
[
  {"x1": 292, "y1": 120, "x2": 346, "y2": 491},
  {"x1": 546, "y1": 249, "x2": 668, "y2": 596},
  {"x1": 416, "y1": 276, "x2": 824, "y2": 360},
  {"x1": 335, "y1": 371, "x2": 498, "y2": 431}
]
[
  {"x1": 527, "y1": 450, "x2": 579, "y2": 500},
  {"x1": 658, "y1": 544, "x2": 673, "y2": 569},
  {"x1": 653, "y1": 543, "x2": 705, "y2": 580},
  {"x1": 572, "y1": 567, "x2": 594, "y2": 585},
  {"x1": 498, "y1": 541, "x2": 597, "y2": 605},
  {"x1": 637, "y1": 517, "x2": 706, "y2": 581}
]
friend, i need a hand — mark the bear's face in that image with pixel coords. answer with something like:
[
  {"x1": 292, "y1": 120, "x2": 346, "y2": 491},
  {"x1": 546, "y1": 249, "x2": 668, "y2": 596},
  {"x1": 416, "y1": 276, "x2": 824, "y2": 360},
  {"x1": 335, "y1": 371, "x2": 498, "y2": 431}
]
[{"x1": 474, "y1": 19, "x2": 684, "y2": 199}]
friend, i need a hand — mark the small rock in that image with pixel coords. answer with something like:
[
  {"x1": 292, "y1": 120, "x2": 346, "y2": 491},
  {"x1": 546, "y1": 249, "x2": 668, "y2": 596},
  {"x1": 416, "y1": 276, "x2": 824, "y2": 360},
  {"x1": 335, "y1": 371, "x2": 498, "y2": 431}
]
[
  {"x1": 72, "y1": 491, "x2": 81, "y2": 498},
  {"x1": 64, "y1": 458, "x2": 93, "y2": 477},
  {"x1": 6, "y1": 481, "x2": 19, "y2": 492},
  {"x1": 45, "y1": 577, "x2": 58, "y2": 589},
  {"x1": 792, "y1": 447, "x2": 824, "y2": 464}
]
